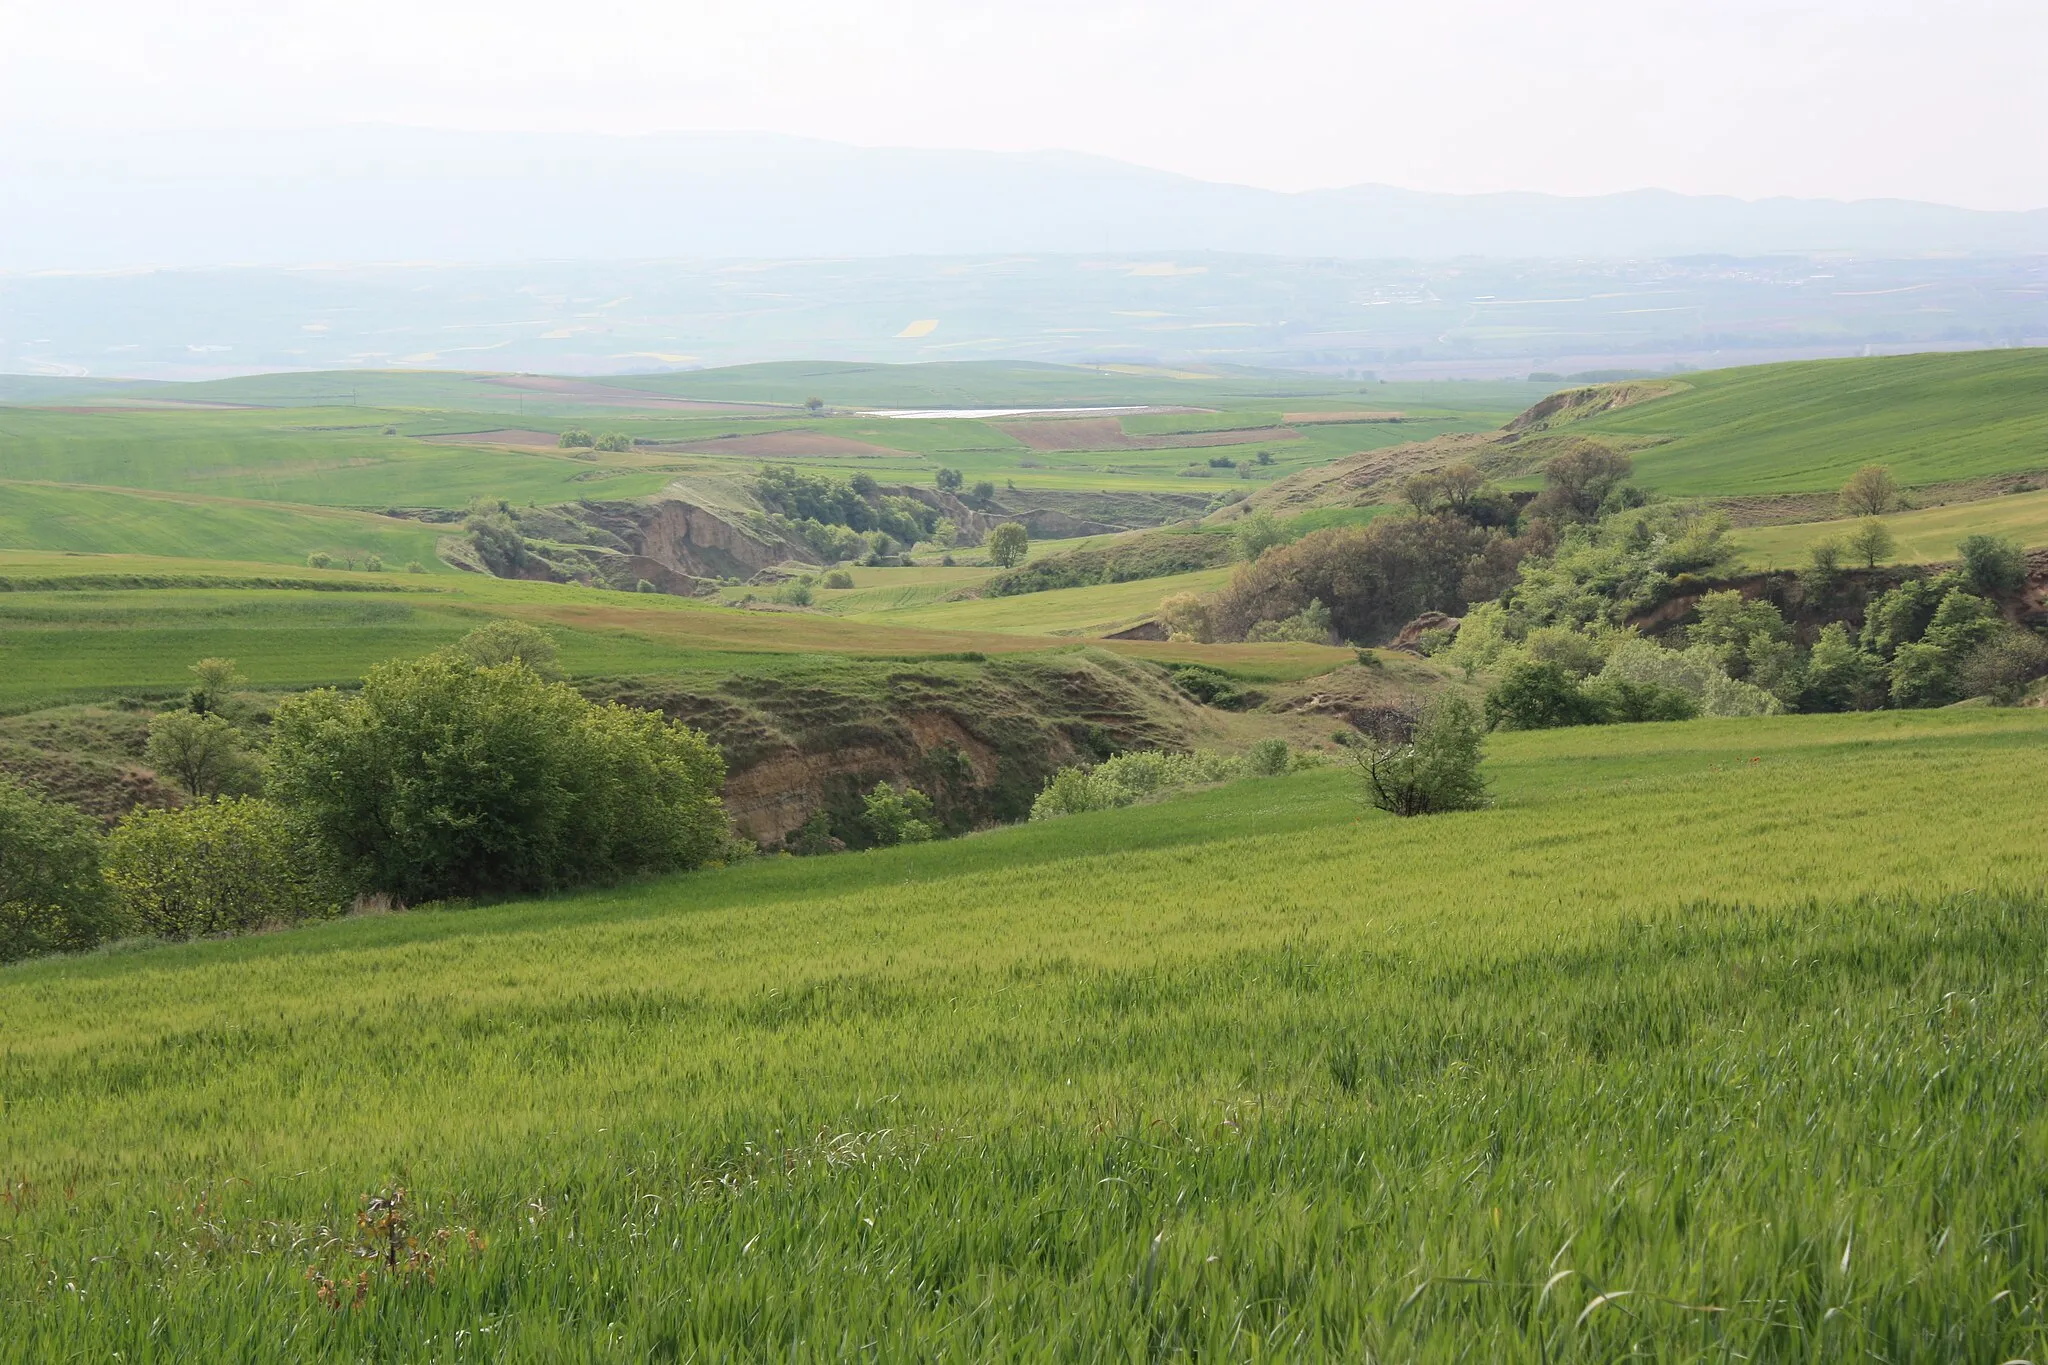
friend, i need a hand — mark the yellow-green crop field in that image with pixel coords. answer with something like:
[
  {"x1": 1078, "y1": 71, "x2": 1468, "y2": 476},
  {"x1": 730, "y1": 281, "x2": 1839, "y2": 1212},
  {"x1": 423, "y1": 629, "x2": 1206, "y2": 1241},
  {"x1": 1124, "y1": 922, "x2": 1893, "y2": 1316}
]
[
  {"x1": 1734, "y1": 487, "x2": 2048, "y2": 569},
  {"x1": 838, "y1": 567, "x2": 1233, "y2": 636},
  {"x1": 0, "y1": 551, "x2": 1345, "y2": 711},
  {"x1": 5, "y1": 710, "x2": 2047, "y2": 1359}
]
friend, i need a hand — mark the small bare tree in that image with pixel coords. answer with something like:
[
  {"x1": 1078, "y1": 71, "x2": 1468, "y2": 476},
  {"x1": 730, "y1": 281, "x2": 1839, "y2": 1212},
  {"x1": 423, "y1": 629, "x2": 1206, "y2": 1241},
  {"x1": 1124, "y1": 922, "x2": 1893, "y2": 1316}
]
[{"x1": 1839, "y1": 466, "x2": 1901, "y2": 518}]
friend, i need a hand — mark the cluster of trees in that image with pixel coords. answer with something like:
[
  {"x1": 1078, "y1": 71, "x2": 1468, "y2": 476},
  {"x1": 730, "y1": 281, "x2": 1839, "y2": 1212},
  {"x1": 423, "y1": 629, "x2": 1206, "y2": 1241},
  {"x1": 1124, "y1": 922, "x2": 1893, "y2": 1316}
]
[
  {"x1": 1, "y1": 625, "x2": 733, "y2": 965},
  {"x1": 1166, "y1": 449, "x2": 1643, "y2": 645},
  {"x1": 465, "y1": 500, "x2": 534, "y2": 577},
  {"x1": 1460, "y1": 530, "x2": 2043, "y2": 722},
  {"x1": 558, "y1": 429, "x2": 632, "y2": 452},
  {"x1": 307, "y1": 551, "x2": 417, "y2": 573},
  {"x1": 1484, "y1": 661, "x2": 1702, "y2": 731},
  {"x1": 754, "y1": 465, "x2": 947, "y2": 559}
]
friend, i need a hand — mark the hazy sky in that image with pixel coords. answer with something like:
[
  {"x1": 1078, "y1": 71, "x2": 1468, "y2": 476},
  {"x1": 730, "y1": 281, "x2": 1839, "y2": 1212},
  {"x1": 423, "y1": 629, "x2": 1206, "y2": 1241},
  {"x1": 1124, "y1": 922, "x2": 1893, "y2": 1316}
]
[{"x1": 6, "y1": 0, "x2": 2044, "y2": 210}]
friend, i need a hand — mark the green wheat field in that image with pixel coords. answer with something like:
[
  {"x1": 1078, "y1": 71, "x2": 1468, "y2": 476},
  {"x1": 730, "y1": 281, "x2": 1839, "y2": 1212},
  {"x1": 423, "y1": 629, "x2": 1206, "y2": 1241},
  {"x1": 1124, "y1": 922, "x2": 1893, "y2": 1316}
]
[{"x1": 5, "y1": 710, "x2": 2046, "y2": 1360}]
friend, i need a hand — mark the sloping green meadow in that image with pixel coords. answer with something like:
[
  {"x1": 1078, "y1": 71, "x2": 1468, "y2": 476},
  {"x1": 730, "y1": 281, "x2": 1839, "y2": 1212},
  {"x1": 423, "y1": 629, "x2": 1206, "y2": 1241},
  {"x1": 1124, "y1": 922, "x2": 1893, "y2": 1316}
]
[
  {"x1": 1733, "y1": 485, "x2": 2048, "y2": 568},
  {"x1": 4, "y1": 710, "x2": 2047, "y2": 1359},
  {"x1": 1580, "y1": 349, "x2": 2048, "y2": 495},
  {"x1": 0, "y1": 482, "x2": 457, "y2": 568}
]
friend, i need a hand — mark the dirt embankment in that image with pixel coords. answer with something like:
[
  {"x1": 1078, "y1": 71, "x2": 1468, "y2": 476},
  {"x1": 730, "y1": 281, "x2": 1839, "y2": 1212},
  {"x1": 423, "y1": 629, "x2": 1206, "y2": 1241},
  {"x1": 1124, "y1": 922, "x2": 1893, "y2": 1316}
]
[
  {"x1": 589, "y1": 650, "x2": 1205, "y2": 847},
  {"x1": 579, "y1": 495, "x2": 798, "y2": 583},
  {"x1": 0, "y1": 707, "x2": 181, "y2": 825},
  {"x1": 1235, "y1": 379, "x2": 1681, "y2": 520},
  {"x1": 1503, "y1": 380, "x2": 1687, "y2": 435}
]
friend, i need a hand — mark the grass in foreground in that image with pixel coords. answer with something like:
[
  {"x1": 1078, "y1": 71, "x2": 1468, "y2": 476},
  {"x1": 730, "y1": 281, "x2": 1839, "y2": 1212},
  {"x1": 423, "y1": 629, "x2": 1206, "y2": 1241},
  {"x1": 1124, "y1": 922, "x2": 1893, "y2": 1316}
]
[{"x1": 4, "y1": 710, "x2": 2047, "y2": 1359}]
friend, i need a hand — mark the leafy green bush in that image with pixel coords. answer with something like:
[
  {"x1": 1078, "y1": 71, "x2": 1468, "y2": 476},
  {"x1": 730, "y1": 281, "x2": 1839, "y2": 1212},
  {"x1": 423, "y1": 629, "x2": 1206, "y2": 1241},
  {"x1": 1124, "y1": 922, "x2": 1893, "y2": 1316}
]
[
  {"x1": 1799, "y1": 623, "x2": 1890, "y2": 712},
  {"x1": 0, "y1": 775, "x2": 120, "y2": 963},
  {"x1": 1889, "y1": 588, "x2": 2003, "y2": 707},
  {"x1": 1029, "y1": 749, "x2": 1246, "y2": 820},
  {"x1": 1580, "y1": 677, "x2": 1701, "y2": 722},
  {"x1": 1957, "y1": 534, "x2": 2027, "y2": 597},
  {"x1": 774, "y1": 579, "x2": 815, "y2": 607},
  {"x1": 861, "y1": 783, "x2": 937, "y2": 846},
  {"x1": 1165, "y1": 664, "x2": 1247, "y2": 709},
  {"x1": 1484, "y1": 662, "x2": 1607, "y2": 731},
  {"x1": 1861, "y1": 576, "x2": 1948, "y2": 658},
  {"x1": 1889, "y1": 641, "x2": 1963, "y2": 709},
  {"x1": 1244, "y1": 598, "x2": 1334, "y2": 644},
  {"x1": 987, "y1": 523, "x2": 1029, "y2": 568},
  {"x1": 1231, "y1": 512, "x2": 1289, "y2": 562},
  {"x1": 786, "y1": 810, "x2": 843, "y2": 856},
  {"x1": 594, "y1": 432, "x2": 632, "y2": 453},
  {"x1": 1244, "y1": 738, "x2": 1291, "y2": 777},
  {"x1": 267, "y1": 652, "x2": 728, "y2": 902},
  {"x1": 104, "y1": 798, "x2": 335, "y2": 939},
  {"x1": 822, "y1": 569, "x2": 855, "y2": 589},
  {"x1": 1691, "y1": 591, "x2": 1799, "y2": 700},
  {"x1": 1961, "y1": 629, "x2": 2048, "y2": 704},
  {"x1": 145, "y1": 710, "x2": 258, "y2": 798},
  {"x1": 1597, "y1": 639, "x2": 1782, "y2": 717},
  {"x1": 1351, "y1": 695, "x2": 1488, "y2": 817},
  {"x1": 557, "y1": 428, "x2": 595, "y2": 449},
  {"x1": 450, "y1": 619, "x2": 562, "y2": 678}
]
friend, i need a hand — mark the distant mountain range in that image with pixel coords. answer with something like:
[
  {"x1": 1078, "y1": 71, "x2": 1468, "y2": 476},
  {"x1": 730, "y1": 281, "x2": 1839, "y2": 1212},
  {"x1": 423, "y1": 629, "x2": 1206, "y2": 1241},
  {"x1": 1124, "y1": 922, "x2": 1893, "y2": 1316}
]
[{"x1": 5, "y1": 126, "x2": 2048, "y2": 272}]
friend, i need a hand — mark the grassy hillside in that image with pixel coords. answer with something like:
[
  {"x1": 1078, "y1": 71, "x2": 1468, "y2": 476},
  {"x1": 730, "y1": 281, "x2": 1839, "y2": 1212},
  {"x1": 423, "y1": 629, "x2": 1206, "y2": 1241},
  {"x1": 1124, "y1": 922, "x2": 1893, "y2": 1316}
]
[
  {"x1": 842, "y1": 565, "x2": 1233, "y2": 636},
  {"x1": 5, "y1": 711, "x2": 2046, "y2": 1358},
  {"x1": 0, "y1": 406, "x2": 676, "y2": 508},
  {"x1": 592, "y1": 360, "x2": 1553, "y2": 413},
  {"x1": 0, "y1": 554, "x2": 1346, "y2": 711},
  {"x1": 1574, "y1": 349, "x2": 2048, "y2": 495},
  {"x1": 0, "y1": 482, "x2": 456, "y2": 567}
]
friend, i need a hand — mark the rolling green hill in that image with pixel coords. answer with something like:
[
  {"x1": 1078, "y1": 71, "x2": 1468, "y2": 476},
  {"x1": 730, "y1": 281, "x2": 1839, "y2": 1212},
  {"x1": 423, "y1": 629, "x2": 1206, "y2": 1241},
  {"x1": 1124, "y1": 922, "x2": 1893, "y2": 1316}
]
[
  {"x1": 1572, "y1": 349, "x2": 2048, "y2": 495},
  {"x1": 592, "y1": 360, "x2": 1553, "y2": 413},
  {"x1": 0, "y1": 553, "x2": 1345, "y2": 711},
  {"x1": 0, "y1": 405, "x2": 675, "y2": 508},
  {"x1": 5, "y1": 710, "x2": 2047, "y2": 1358},
  {"x1": 0, "y1": 483, "x2": 456, "y2": 567}
]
